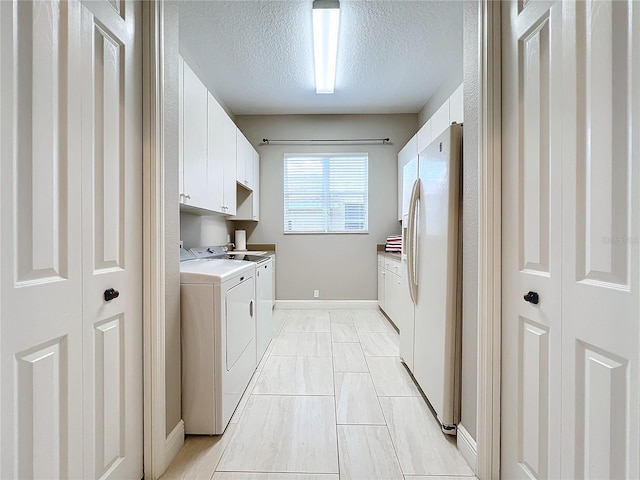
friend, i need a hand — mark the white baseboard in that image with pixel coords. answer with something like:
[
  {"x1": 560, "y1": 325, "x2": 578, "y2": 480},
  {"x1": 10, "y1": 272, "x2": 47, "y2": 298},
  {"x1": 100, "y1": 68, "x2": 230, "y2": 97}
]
[
  {"x1": 164, "y1": 419, "x2": 184, "y2": 470},
  {"x1": 275, "y1": 300, "x2": 378, "y2": 310},
  {"x1": 457, "y1": 423, "x2": 477, "y2": 474}
]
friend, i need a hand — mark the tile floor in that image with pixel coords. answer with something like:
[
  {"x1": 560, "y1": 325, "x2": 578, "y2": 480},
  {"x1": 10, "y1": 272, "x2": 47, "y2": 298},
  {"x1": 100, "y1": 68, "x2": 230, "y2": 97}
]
[{"x1": 161, "y1": 309, "x2": 476, "y2": 480}]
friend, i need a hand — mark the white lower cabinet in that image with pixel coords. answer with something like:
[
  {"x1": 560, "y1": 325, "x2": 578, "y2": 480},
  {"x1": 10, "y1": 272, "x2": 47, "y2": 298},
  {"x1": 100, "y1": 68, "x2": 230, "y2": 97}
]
[
  {"x1": 377, "y1": 254, "x2": 386, "y2": 311},
  {"x1": 378, "y1": 254, "x2": 404, "y2": 326},
  {"x1": 256, "y1": 259, "x2": 273, "y2": 362}
]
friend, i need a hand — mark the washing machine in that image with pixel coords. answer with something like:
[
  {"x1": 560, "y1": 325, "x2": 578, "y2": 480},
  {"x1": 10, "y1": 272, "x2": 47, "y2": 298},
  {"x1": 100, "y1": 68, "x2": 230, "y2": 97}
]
[
  {"x1": 190, "y1": 246, "x2": 274, "y2": 363},
  {"x1": 180, "y1": 249, "x2": 257, "y2": 434}
]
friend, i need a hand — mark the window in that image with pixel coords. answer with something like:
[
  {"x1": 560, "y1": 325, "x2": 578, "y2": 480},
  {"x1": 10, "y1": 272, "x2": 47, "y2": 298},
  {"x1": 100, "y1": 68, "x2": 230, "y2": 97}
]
[{"x1": 284, "y1": 153, "x2": 368, "y2": 233}]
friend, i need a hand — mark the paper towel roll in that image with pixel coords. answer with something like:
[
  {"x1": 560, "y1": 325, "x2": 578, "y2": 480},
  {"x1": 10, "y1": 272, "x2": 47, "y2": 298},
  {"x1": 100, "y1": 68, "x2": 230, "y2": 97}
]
[{"x1": 235, "y1": 230, "x2": 247, "y2": 251}]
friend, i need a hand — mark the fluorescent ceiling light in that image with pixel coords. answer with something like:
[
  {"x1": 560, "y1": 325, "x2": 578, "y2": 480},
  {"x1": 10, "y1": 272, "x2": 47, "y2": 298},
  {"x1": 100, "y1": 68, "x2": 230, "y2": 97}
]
[{"x1": 312, "y1": 0, "x2": 340, "y2": 94}]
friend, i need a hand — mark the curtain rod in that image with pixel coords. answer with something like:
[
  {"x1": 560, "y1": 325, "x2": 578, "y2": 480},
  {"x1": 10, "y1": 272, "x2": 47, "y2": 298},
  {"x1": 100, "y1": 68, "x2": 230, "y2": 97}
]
[{"x1": 261, "y1": 137, "x2": 391, "y2": 145}]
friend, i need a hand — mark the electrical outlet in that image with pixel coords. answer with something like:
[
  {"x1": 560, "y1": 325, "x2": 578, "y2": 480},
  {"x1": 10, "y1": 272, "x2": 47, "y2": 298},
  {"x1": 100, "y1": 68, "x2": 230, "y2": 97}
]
[
  {"x1": 313, "y1": 290, "x2": 320, "y2": 298},
  {"x1": 179, "y1": 240, "x2": 184, "y2": 249}
]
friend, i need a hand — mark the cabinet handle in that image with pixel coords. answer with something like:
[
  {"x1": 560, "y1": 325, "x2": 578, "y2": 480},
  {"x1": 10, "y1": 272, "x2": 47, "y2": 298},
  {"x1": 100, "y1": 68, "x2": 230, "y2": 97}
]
[{"x1": 249, "y1": 300, "x2": 254, "y2": 317}]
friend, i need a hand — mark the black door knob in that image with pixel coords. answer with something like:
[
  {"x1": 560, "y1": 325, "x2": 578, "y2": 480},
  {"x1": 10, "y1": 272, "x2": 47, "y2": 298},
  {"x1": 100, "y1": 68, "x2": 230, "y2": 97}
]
[
  {"x1": 523, "y1": 291, "x2": 539, "y2": 305},
  {"x1": 104, "y1": 288, "x2": 120, "y2": 301}
]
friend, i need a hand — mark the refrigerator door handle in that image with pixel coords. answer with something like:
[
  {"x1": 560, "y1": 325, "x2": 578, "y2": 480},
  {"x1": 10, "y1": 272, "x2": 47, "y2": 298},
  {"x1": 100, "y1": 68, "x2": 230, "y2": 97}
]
[{"x1": 407, "y1": 178, "x2": 420, "y2": 304}]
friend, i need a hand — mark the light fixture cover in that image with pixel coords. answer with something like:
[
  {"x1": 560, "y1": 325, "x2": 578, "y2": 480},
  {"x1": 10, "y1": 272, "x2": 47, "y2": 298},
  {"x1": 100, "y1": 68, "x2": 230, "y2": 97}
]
[{"x1": 312, "y1": 0, "x2": 340, "y2": 94}]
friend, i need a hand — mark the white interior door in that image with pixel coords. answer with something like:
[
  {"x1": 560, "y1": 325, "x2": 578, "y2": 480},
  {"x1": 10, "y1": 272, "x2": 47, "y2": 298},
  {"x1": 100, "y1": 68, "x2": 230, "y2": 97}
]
[
  {"x1": 1, "y1": 1, "x2": 84, "y2": 477},
  {"x1": 80, "y1": 1, "x2": 142, "y2": 478},
  {"x1": 502, "y1": 1, "x2": 640, "y2": 478},
  {"x1": 501, "y1": 1, "x2": 563, "y2": 477},
  {"x1": 560, "y1": 1, "x2": 639, "y2": 478},
  {"x1": 0, "y1": 1, "x2": 143, "y2": 478}
]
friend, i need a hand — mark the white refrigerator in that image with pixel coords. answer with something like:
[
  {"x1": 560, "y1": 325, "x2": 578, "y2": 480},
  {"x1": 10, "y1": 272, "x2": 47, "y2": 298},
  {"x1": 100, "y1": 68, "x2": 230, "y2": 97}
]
[{"x1": 401, "y1": 123, "x2": 462, "y2": 434}]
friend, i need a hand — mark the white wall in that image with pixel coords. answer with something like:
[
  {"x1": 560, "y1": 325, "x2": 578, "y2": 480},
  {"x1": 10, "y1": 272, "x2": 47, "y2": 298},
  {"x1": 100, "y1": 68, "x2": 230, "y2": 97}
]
[
  {"x1": 180, "y1": 212, "x2": 233, "y2": 249},
  {"x1": 234, "y1": 114, "x2": 417, "y2": 300}
]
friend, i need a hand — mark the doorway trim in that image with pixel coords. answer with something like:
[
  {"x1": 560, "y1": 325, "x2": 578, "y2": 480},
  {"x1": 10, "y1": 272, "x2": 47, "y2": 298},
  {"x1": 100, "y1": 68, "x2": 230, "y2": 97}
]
[
  {"x1": 142, "y1": 2, "x2": 167, "y2": 478},
  {"x1": 476, "y1": 1, "x2": 501, "y2": 479}
]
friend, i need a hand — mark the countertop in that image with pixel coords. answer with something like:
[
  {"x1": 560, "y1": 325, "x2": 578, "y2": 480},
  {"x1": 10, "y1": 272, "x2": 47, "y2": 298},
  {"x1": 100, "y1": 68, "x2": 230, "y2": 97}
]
[
  {"x1": 232, "y1": 243, "x2": 276, "y2": 256},
  {"x1": 377, "y1": 244, "x2": 402, "y2": 260}
]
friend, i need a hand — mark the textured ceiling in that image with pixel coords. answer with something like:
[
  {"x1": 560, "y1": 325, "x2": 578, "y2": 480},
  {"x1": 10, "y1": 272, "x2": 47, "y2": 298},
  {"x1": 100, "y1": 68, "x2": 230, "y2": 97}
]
[{"x1": 178, "y1": 0, "x2": 463, "y2": 115}]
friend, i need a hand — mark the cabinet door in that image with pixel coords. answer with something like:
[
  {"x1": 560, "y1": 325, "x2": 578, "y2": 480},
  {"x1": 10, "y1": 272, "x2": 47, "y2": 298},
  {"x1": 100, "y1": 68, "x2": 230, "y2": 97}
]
[
  {"x1": 417, "y1": 119, "x2": 432, "y2": 153},
  {"x1": 430, "y1": 99, "x2": 450, "y2": 139},
  {"x1": 182, "y1": 62, "x2": 209, "y2": 208},
  {"x1": 449, "y1": 84, "x2": 464, "y2": 124},
  {"x1": 378, "y1": 265, "x2": 386, "y2": 310},
  {"x1": 270, "y1": 255, "x2": 276, "y2": 301},
  {"x1": 256, "y1": 261, "x2": 273, "y2": 361},
  {"x1": 221, "y1": 112, "x2": 237, "y2": 215},
  {"x1": 207, "y1": 92, "x2": 225, "y2": 214},
  {"x1": 236, "y1": 128, "x2": 253, "y2": 188},
  {"x1": 252, "y1": 149, "x2": 260, "y2": 220},
  {"x1": 377, "y1": 255, "x2": 386, "y2": 310},
  {"x1": 244, "y1": 140, "x2": 254, "y2": 191},
  {"x1": 384, "y1": 269, "x2": 398, "y2": 321}
]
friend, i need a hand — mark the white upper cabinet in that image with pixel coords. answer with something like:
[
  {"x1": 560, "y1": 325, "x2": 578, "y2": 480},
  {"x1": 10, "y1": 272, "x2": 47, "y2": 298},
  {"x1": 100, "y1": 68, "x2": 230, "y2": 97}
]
[
  {"x1": 207, "y1": 92, "x2": 237, "y2": 215},
  {"x1": 449, "y1": 84, "x2": 464, "y2": 124},
  {"x1": 236, "y1": 129, "x2": 255, "y2": 191},
  {"x1": 207, "y1": 92, "x2": 224, "y2": 213},
  {"x1": 181, "y1": 60, "x2": 210, "y2": 208},
  {"x1": 252, "y1": 149, "x2": 260, "y2": 220},
  {"x1": 417, "y1": 119, "x2": 432, "y2": 154},
  {"x1": 233, "y1": 144, "x2": 260, "y2": 221},
  {"x1": 398, "y1": 134, "x2": 418, "y2": 221},
  {"x1": 430, "y1": 99, "x2": 450, "y2": 140},
  {"x1": 178, "y1": 56, "x2": 261, "y2": 218}
]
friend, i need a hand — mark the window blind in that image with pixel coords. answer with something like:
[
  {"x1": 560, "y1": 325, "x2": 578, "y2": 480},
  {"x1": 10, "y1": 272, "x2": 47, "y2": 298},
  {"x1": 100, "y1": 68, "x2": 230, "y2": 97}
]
[{"x1": 284, "y1": 153, "x2": 369, "y2": 233}]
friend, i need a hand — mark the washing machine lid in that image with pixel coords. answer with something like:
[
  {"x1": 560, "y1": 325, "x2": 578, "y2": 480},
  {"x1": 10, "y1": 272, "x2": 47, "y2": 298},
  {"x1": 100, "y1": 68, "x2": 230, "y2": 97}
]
[
  {"x1": 180, "y1": 258, "x2": 254, "y2": 284},
  {"x1": 180, "y1": 247, "x2": 196, "y2": 261}
]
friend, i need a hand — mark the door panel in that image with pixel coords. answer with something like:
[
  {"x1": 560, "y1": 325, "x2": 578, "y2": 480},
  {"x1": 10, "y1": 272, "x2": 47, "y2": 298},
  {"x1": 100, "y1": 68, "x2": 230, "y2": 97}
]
[
  {"x1": 80, "y1": 1, "x2": 142, "y2": 479},
  {"x1": 1, "y1": 0, "x2": 84, "y2": 477},
  {"x1": 502, "y1": 1, "x2": 563, "y2": 478},
  {"x1": 90, "y1": 21, "x2": 125, "y2": 272},
  {"x1": 520, "y1": 14, "x2": 551, "y2": 274},
  {"x1": 94, "y1": 316, "x2": 124, "y2": 473},
  {"x1": 518, "y1": 318, "x2": 549, "y2": 478},
  {"x1": 15, "y1": 0, "x2": 71, "y2": 284},
  {"x1": 574, "y1": 0, "x2": 630, "y2": 286},
  {"x1": 17, "y1": 338, "x2": 69, "y2": 479},
  {"x1": 562, "y1": 1, "x2": 639, "y2": 478}
]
